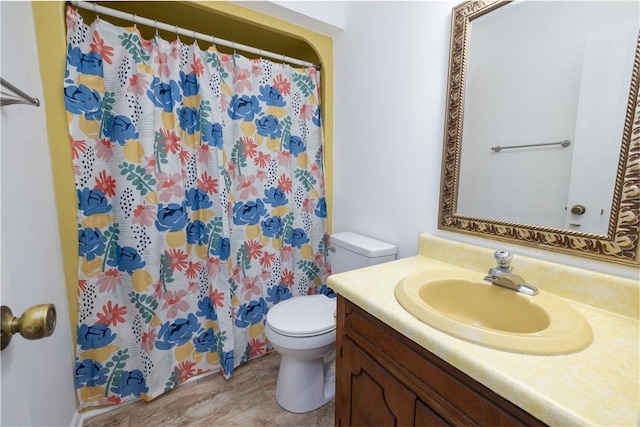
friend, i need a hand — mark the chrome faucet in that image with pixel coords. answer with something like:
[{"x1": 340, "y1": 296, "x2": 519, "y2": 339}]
[{"x1": 483, "y1": 250, "x2": 539, "y2": 296}]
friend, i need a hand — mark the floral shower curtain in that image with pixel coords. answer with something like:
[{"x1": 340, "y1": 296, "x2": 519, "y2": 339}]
[{"x1": 64, "y1": 8, "x2": 331, "y2": 409}]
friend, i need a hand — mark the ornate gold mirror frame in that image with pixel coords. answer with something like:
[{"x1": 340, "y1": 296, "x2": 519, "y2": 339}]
[{"x1": 438, "y1": 0, "x2": 640, "y2": 266}]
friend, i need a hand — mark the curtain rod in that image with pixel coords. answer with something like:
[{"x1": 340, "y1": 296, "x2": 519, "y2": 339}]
[{"x1": 68, "y1": 0, "x2": 320, "y2": 70}]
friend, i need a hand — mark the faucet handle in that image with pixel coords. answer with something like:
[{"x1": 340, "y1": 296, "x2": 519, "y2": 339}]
[{"x1": 493, "y1": 249, "x2": 513, "y2": 270}]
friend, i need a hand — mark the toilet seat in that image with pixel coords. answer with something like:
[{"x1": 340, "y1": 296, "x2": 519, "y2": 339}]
[{"x1": 267, "y1": 295, "x2": 336, "y2": 337}]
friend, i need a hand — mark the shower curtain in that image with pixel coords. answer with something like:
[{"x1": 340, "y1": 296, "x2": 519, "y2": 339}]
[{"x1": 64, "y1": 7, "x2": 331, "y2": 409}]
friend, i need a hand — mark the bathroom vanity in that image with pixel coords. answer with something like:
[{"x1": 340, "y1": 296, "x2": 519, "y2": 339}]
[
  {"x1": 335, "y1": 296, "x2": 544, "y2": 426},
  {"x1": 327, "y1": 234, "x2": 639, "y2": 426}
]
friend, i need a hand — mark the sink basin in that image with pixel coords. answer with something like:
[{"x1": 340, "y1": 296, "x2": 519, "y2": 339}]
[{"x1": 394, "y1": 269, "x2": 593, "y2": 355}]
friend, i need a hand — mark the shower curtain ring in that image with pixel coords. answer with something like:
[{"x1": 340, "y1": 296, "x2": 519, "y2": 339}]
[
  {"x1": 93, "y1": 2, "x2": 99, "y2": 20},
  {"x1": 132, "y1": 14, "x2": 137, "y2": 30},
  {"x1": 175, "y1": 25, "x2": 180, "y2": 41},
  {"x1": 154, "y1": 20, "x2": 159, "y2": 37}
]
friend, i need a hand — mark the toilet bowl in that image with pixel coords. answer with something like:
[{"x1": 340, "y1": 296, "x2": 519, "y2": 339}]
[
  {"x1": 265, "y1": 294, "x2": 337, "y2": 413},
  {"x1": 265, "y1": 232, "x2": 397, "y2": 413}
]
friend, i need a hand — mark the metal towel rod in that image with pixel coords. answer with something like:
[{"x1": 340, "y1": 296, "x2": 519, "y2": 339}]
[
  {"x1": 1, "y1": 78, "x2": 40, "y2": 107},
  {"x1": 491, "y1": 139, "x2": 571, "y2": 153}
]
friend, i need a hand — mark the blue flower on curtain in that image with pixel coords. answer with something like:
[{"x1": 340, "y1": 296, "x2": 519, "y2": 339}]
[
  {"x1": 180, "y1": 71, "x2": 200, "y2": 97},
  {"x1": 185, "y1": 188, "x2": 213, "y2": 210},
  {"x1": 155, "y1": 314, "x2": 200, "y2": 350},
  {"x1": 78, "y1": 228, "x2": 105, "y2": 260},
  {"x1": 186, "y1": 220, "x2": 209, "y2": 245},
  {"x1": 177, "y1": 107, "x2": 200, "y2": 134},
  {"x1": 104, "y1": 115, "x2": 138, "y2": 145},
  {"x1": 196, "y1": 297, "x2": 217, "y2": 321},
  {"x1": 258, "y1": 85, "x2": 286, "y2": 107},
  {"x1": 112, "y1": 370, "x2": 149, "y2": 398},
  {"x1": 65, "y1": 6, "x2": 329, "y2": 410},
  {"x1": 75, "y1": 360, "x2": 108, "y2": 387},
  {"x1": 210, "y1": 237, "x2": 231, "y2": 260},
  {"x1": 67, "y1": 46, "x2": 103, "y2": 76},
  {"x1": 315, "y1": 197, "x2": 327, "y2": 218},
  {"x1": 232, "y1": 200, "x2": 267, "y2": 225},
  {"x1": 266, "y1": 284, "x2": 291, "y2": 304},
  {"x1": 107, "y1": 246, "x2": 146, "y2": 274},
  {"x1": 220, "y1": 350, "x2": 235, "y2": 376},
  {"x1": 228, "y1": 94, "x2": 262, "y2": 121},
  {"x1": 77, "y1": 324, "x2": 116, "y2": 350},
  {"x1": 155, "y1": 203, "x2": 187, "y2": 231},
  {"x1": 64, "y1": 85, "x2": 102, "y2": 119},
  {"x1": 263, "y1": 187, "x2": 288, "y2": 207},
  {"x1": 313, "y1": 106, "x2": 322, "y2": 127},
  {"x1": 261, "y1": 216, "x2": 283, "y2": 238},
  {"x1": 235, "y1": 298, "x2": 268, "y2": 327},
  {"x1": 147, "y1": 77, "x2": 182, "y2": 112},
  {"x1": 284, "y1": 135, "x2": 306, "y2": 157},
  {"x1": 78, "y1": 188, "x2": 112, "y2": 215},
  {"x1": 255, "y1": 115, "x2": 281, "y2": 138},
  {"x1": 193, "y1": 328, "x2": 217, "y2": 352},
  {"x1": 202, "y1": 122, "x2": 223, "y2": 148},
  {"x1": 286, "y1": 228, "x2": 310, "y2": 248}
]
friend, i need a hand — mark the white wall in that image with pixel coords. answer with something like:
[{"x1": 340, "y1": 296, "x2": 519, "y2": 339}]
[
  {"x1": 1, "y1": 2, "x2": 78, "y2": 425},
  {"x1": 333, "y1": 1, "x2": 457, "y2": 261}
]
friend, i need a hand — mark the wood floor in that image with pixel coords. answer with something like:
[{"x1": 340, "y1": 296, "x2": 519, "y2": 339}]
[{"x1": 83, "y1": 352, "x2": 335, "y2": 427}]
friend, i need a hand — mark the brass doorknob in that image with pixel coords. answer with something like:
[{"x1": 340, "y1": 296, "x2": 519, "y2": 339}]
[
  {"x1": 570, "y1": 205, "x2": 586, "y2": 215},
  {"x1": 1, "y1": 304, "x2": 56, "y2": 350}
]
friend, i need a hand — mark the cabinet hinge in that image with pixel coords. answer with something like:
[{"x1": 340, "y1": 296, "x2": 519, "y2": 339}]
[{"x1": 339, "y1": 345, "x2": 343, "y2": 358}]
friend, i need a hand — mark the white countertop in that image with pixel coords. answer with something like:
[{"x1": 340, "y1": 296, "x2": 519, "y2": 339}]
[{"x1": 327, "y1": 255, "x2": 639, "y2": 426}]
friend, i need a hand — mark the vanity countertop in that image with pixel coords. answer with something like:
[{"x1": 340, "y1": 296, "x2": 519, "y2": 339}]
[{"x1": 327, "y1": 253, "x2": 639, "y2": 426}]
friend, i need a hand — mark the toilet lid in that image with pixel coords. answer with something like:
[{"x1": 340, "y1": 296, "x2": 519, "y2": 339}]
[{"x1": 267, "y1": 295, "x2": 337, "y2": 337}]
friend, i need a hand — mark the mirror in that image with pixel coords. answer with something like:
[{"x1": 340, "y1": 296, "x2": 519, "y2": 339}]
[{"x1": 439, "y1": 0, "x2": 639, "y2": 266}]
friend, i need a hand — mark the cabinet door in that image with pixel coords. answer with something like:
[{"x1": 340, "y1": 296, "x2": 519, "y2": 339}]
[
  {"x1": 337, "y1": 337, "x2": 417, "y2": 426},
  {"x1": 415, "y1": 399, "x2": 449, "y2": 427}
]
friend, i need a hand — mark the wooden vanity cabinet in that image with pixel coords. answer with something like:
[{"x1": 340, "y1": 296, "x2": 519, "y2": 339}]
[{"x1": 335, "y1": 296, "x2": 546, "y2": 427}]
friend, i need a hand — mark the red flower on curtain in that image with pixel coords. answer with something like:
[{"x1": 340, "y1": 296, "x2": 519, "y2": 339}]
[
  {"x1": 176, "y1": 360, "x2": 197, "y2": 382},
  {"x1": 277, "y1": 174, "x2": 293, "y2": 193},
  {"x1": 70, "y1": 136, "x2": 87, "y2": 160},
  {"x1": 248, "y1": 338, "x2": 267, "y2": 357},
  {"x1": 280, "y1": 269, "x2": 295, "y2": 286},
  {"x1": 166, "y1": 249, "x2": 188, "y2": 272},
  {"x1": 95, "y1": 170, "x2": 116, "y2": 197},
  {"x1": 185, "y1": 261, "x2": 202, "y2": 279},
  {"x1": 254, "y1": 151, "x2": 272, "y2": 168},
  {"x1": 96, "y1": 301, "x2": 127, "y2": 326},
  {"x1": 246, "y1": 240, "x2": 264, "y2": 260},
  {"x1": 210, "y1": 288, "x2": 225, "y2": 307},
  {"x1": 197, "y1": 172, "x2": 218, "y2": 194},
  {"x1": 273, "y1": 74, "x2": 291, "y2": 96},
  {"x1": 90, "y1": 31, "x2": 114, "y2": 64}
]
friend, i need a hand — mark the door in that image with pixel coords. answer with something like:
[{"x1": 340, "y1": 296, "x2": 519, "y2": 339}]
[{"x1": 1, "y1": 2, "x2": 77, "y2": 425}]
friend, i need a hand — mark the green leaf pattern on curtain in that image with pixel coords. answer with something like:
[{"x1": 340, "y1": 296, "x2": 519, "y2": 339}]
[{"x1": 64, "y1": 7, "x2": 331, "y2": 409}]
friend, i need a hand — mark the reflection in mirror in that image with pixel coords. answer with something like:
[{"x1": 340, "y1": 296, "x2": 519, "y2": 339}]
[{"x1": 439, "y1": 0, "x2": 640, "y2": 265}]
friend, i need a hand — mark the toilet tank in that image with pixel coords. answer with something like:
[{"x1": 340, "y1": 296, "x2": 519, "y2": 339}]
[{"x1": 330, "y1": 232, "x2": 397, "y2": 274}]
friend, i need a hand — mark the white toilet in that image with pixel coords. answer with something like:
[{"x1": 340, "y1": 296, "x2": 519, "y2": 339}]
[{"x1": 265, "y1": 232, "x2": 397, "y2": 413}]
